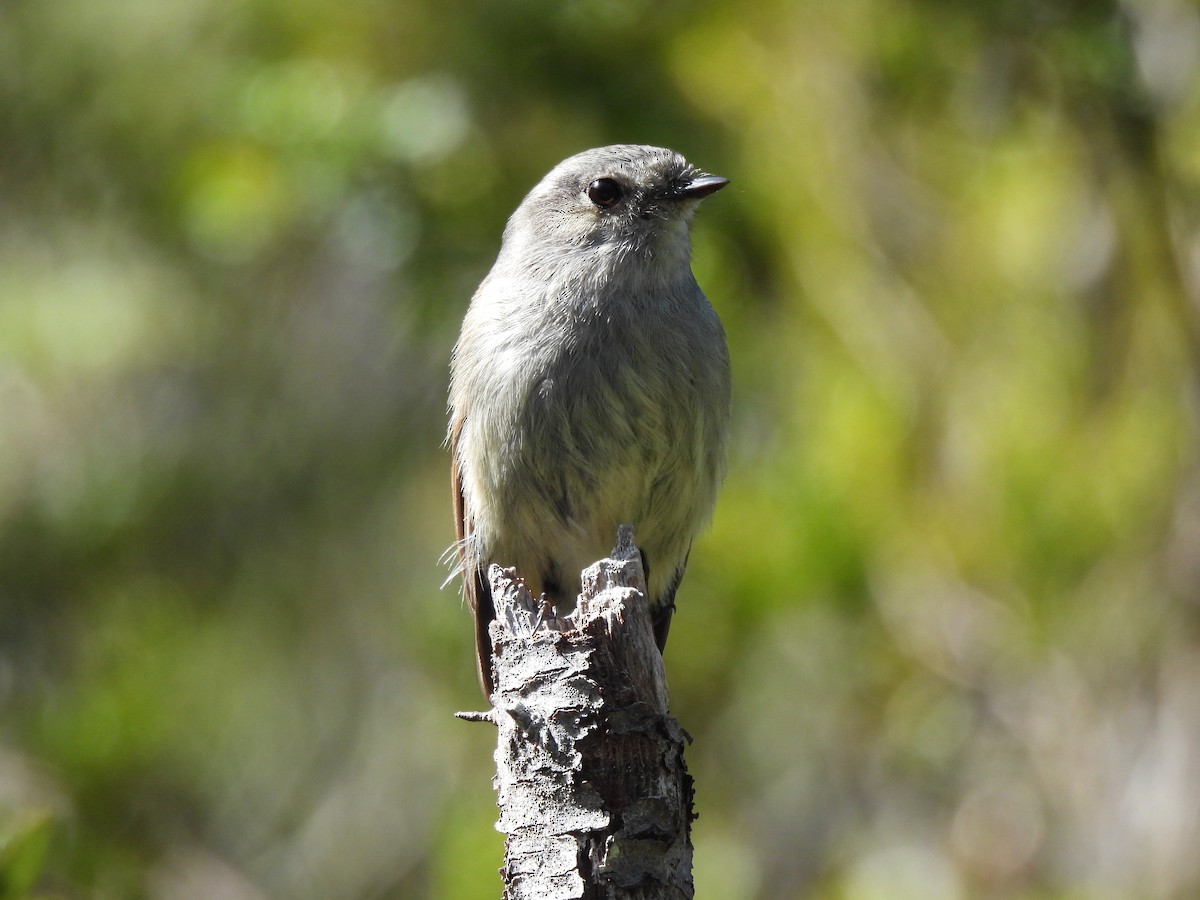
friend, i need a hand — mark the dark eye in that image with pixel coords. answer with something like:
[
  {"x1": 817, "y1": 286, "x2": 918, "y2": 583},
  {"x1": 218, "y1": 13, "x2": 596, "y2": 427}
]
[{"x1": 587, "y1": 178, "x2": 623, "y2": 209}]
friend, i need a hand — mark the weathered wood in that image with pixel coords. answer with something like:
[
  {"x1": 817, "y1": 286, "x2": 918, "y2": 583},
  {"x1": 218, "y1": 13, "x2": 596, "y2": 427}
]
[{"x1": 462, "y1": 526, "x2": 695, "y2": 899}]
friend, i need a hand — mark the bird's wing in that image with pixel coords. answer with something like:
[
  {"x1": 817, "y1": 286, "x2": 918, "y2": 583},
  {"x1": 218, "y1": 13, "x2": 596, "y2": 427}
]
[{"x1": 450, "y1": 418, "x2": 496, "y2": 697}]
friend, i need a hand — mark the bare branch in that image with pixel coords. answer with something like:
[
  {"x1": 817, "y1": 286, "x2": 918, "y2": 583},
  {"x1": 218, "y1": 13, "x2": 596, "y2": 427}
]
[{"x1": 484, "y1": 525, "x2": 694, "y2": 899}]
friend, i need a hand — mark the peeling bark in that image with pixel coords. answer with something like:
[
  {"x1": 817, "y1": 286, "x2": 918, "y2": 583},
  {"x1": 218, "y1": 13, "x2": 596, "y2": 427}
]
[{"x1": 460, "y1": 526, "x2": 695, "y2": 899}]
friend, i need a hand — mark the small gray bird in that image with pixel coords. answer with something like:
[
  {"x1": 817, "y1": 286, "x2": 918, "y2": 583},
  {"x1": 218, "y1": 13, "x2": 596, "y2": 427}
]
[{"x1": 448, "y1": 144, "x2": 730, "y2": 696}]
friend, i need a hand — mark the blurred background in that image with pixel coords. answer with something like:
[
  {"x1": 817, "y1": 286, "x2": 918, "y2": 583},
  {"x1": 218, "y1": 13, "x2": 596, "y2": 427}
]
[{"x1": 2, "y1": 0, "x2": 1199, "y2": 897}]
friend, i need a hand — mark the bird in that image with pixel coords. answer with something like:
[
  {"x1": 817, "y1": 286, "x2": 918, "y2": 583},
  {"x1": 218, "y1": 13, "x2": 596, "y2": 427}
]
[{"x1": 447, "y1": 144, "x2": 730, "y2": 696}]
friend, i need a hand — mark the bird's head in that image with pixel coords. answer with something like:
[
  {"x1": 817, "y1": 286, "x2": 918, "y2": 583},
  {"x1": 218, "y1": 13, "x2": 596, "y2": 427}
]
[{"x1": 503, "y1": 145, "x2": 728, "y2": 265}]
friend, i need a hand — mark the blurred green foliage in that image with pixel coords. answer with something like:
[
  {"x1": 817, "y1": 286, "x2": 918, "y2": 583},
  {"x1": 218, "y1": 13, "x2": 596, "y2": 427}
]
[{"x1": 2, "y1": 0, "x2": 1199, "y2": 897}]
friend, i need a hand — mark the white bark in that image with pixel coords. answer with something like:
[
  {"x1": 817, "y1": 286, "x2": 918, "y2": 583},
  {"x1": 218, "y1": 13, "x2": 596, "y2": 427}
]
[{"x1": 463, "y1": 526, "x2": 694, "y2": 899}]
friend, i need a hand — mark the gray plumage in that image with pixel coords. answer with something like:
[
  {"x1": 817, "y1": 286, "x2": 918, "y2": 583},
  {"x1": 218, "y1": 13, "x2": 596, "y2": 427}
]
[{"x1": 448, "y1": 144, "x2": 731, "y2": 696}]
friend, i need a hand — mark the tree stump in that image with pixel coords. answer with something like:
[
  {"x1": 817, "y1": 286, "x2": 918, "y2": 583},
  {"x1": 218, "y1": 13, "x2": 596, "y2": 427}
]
[{"x1": 460, "y1": 526, "x2": 695, "y2": 899}]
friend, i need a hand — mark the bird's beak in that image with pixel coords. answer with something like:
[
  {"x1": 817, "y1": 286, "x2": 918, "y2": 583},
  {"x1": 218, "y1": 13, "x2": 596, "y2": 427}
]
[{"x1": 677, "y1": 175, "x2": 730, "y2": 200}]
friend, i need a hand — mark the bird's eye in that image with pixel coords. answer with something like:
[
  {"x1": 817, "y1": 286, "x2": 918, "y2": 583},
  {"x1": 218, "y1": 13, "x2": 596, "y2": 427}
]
[{"x1": 587, "y1": 178, "x2": 624, "y2": 209}]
